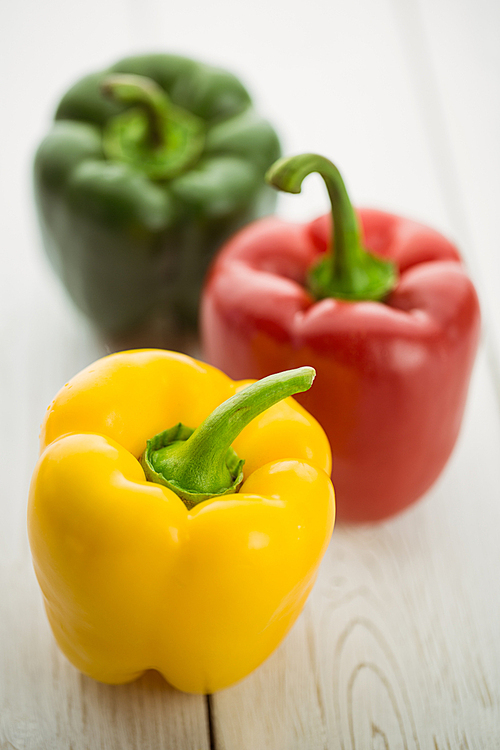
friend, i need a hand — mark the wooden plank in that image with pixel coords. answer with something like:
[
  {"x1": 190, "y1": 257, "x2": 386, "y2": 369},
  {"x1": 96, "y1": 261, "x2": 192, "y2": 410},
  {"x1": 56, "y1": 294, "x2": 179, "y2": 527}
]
[
  {"x1": 0, "y1": 1, "x2": 210, "y2": 742},
  {"x1": 393, "y1": 0, "x2": 500, "y2": 369},
  {"x1": 209, "y1": 0, "x2": 500, "y2": 746},
  {"x1": 211, "y1": 352, "x2": 500, "y2": 748},
  {"x1": 0, "y1": 283, "x2": 210, "y2": 749}
]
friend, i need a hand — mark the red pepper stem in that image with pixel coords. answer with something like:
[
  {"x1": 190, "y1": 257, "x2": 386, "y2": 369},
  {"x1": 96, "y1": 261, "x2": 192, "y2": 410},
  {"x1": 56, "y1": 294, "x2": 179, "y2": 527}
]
[
  {"x1": 323, "y1": 163, "x2": 364, "y2": 283},
  {"x1": 141, "y1": 367, "x2": 316, "y2": 508},
  {"x1": 266, "y1": 153, "x2": 397, "y2": 302}
]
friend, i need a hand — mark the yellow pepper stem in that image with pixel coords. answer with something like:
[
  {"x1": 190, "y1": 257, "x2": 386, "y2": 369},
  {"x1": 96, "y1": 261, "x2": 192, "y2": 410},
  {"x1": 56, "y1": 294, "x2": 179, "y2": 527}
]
[{"x1": 140, "y1": 366, "x2": 315, "y2": 508}]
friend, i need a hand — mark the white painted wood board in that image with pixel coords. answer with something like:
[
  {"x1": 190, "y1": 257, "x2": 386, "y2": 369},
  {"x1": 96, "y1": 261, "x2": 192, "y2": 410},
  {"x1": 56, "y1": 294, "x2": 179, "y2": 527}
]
[{"x1": 0, "y1": 0, "x2": 498, "y2": 746}]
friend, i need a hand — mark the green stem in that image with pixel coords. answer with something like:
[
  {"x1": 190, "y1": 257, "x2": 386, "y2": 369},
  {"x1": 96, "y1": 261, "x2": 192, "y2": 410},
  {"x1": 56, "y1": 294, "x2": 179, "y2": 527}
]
[
  {"x1": 266, "y1": 153, "x2": 397, "y2": 301},
  {"x1": 140, "y1": 367, "x2": 315, "y2": 508},
  {"x1": 101, "y1": 73, "x2": 205, "y2": 181},
  {"x1": 101, "y1": 74, "x2": 169, "y2": 149}
]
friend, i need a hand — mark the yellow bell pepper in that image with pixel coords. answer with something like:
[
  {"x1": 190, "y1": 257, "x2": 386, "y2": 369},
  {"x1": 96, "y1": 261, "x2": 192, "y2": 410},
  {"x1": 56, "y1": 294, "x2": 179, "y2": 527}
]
[{"x1": 28, "y1": 349, "x2": 334, "y2": 694}]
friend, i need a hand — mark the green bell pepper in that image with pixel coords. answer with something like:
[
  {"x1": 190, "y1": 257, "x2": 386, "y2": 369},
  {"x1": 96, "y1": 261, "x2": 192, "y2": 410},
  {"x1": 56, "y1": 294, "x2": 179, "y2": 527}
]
[{"x1": 34, "y1": 54, "x2": 281, "y2": 343}]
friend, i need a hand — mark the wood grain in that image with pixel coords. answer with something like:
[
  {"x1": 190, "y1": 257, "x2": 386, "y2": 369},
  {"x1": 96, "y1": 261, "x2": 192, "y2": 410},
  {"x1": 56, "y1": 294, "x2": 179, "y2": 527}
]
[{"x1": 210, "y1": 354, "x2": 500, "y2": 749}]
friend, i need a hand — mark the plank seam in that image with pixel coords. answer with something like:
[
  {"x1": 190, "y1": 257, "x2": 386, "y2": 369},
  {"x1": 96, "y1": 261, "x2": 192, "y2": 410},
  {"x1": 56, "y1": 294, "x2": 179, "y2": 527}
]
[{"x1": 207, "y1": 694, "x2": 217, "y2": 750}]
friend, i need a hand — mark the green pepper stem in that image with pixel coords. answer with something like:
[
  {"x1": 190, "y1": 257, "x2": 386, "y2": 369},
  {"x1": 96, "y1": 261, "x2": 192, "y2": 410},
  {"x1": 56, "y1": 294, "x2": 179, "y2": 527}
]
[
  {"x1": 100, "y1": 73, "x2": 205, "y2": 181},
  {"x1": 141, "y1": 367, "x2": 315, "y2": 506},
  {"x1": 266, "y1": 153, "x2": 397, "y2": 302},
  {"x1": 101, "y1": 74, "x2": 169, "y2": 149}
]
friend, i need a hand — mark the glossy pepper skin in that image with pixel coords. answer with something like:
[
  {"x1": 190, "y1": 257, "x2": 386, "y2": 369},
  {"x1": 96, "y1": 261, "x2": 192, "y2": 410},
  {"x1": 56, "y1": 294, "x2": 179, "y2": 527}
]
[
  {"x1": 201, "y1": 155, "x2": 481, "y2": 522},
  {"x1": 34, "y1": 54, "x2": 281, "y2": 344},
  {"x1": 28, "y1": 350, "x2": 334, "y2": 694}
]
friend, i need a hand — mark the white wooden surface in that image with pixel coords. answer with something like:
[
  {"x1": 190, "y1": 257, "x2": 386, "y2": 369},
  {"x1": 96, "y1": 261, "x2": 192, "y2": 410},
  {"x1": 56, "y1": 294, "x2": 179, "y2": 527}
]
[{"x1": 1, "y1": 0, "x2": 499, "y2": 746}]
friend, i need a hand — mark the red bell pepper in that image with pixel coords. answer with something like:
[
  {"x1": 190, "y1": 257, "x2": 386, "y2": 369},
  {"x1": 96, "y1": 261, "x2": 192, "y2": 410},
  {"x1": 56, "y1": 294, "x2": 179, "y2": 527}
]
[{"x1": 201, "y1": 154, "x2": 481, "y2": 522}]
